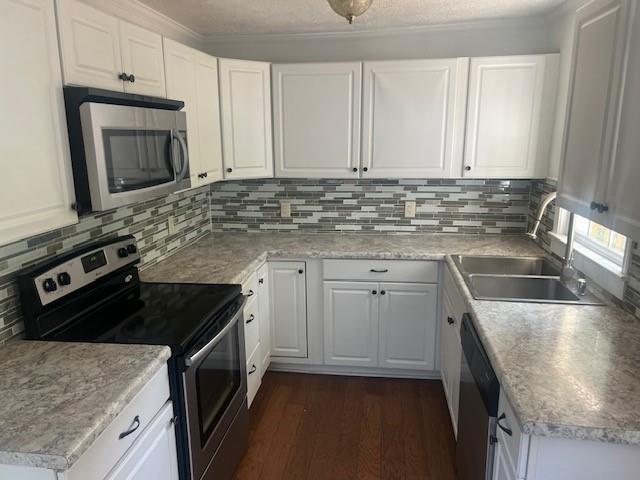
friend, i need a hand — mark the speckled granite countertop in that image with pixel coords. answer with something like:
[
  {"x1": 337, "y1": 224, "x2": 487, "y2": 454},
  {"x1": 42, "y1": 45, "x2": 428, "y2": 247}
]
[
  {"x1": 0, "y1": 341, "x2": 171, "y2": 470},
  {"x1": 141, "y1": 232, "x2": 640, "y2": 446}
]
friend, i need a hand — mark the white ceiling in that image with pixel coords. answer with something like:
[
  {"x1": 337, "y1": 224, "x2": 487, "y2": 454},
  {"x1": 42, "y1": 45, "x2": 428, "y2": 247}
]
[{"x1": 138, "y1": 0, "x2": 566, "y2": 36}]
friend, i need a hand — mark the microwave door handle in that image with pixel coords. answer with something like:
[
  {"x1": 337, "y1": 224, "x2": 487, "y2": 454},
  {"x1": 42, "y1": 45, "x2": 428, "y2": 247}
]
[
  {"x1": 172, "y1": 129, "x2": 189, "y2": 181},
  {"x1": 184, "y1": 299, "x2": 245, "y2": 367}
]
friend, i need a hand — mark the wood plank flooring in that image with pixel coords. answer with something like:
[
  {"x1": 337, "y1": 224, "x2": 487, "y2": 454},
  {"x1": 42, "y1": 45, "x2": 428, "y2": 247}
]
[{"x1": 233, "y1": 372, "x2": 457, "y2": 480}]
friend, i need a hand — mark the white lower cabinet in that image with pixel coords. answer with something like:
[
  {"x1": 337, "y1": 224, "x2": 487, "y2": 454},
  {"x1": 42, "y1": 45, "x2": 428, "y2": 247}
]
[
  {"x1": 269, "y1": 261, "x2": 308, "y2": 358},
  {"x1": 104, "y1": 402, "x2": 179, "y2": 480},
  {"x1": 323, "y1": 281, "x2": 379, "y2": 367},
  {"x1": 257, "y1": 263, "x2": 271, "y2": 374},
  {"x1": 246, "y1": 343, "x2": 262, "y2": 408}
]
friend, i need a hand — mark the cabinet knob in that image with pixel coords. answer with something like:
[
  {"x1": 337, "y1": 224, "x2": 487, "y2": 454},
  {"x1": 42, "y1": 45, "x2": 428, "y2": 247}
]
[
  {"x1": 590, "y1": 201, "x2": 599, "y2": 211},
  {"x1": 362, "y1": 167, "x2": 368, "y2": 172},
  {"x1": 129, "y1": 74, "x2": 135, "y2": 83},
  {"x1": 352, "y1": 167, "x2": 358, "y2": 172},
  {"x1": 118, "y1": 72, "x2": 129, "y2": 81},
  {"x1": 258, "y1": 278, "x2": 264, "y2": 284},
  {"x1": 380, "y1": 290, "x2": 386, "y2": 295},
  {"x1": 600, "y1": 204, "x2": 609, "y2": 213},
  {"x1": 372, "y1": 290, "x2": 377, "y2": 295},
  {"x1": 203, "y1": 172, "x2": 208, "y2": 178},
  {"x1": 447, "y1": 316, "x2": 455, "y2": 325},
  {"x1": 298, "y1": 269, "x2": 304, "y2": 274},
  {"x1": 226, "y1": 168, "x2": 233, "y2": 173},
  {"x1": 465, "y1": 166, "x2": 472, "y2": 171}
]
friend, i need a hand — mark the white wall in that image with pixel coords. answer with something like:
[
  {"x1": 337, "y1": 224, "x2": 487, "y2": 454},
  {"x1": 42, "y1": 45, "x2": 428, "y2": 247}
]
[{"x1": 203, "y1": 17, "x2": 555, "y2": 63}]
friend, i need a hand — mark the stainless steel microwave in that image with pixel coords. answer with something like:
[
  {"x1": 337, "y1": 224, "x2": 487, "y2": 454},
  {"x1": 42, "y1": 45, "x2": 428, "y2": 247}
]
[{"x1": 64, "y1": 87, "x2": 191, "y2": 213}]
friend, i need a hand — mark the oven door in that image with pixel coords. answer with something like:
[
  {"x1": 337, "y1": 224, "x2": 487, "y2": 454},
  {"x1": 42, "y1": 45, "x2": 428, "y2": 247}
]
[
  {"x1": 79, "y1": 102, "x2": 190, "y2": 211},
  {"x1": 182, "y1": 302, "x2": 247, "y2": 480}
]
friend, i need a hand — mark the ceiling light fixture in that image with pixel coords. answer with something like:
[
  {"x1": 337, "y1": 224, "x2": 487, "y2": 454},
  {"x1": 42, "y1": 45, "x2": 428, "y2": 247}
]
[{"x1": 327, "y1": 0, "x2": 373, "y2": 24}]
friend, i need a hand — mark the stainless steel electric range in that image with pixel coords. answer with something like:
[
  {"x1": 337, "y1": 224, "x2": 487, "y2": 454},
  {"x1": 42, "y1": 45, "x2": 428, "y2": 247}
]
[{"x1": 17, "y1": 235, "x2": 248, "y2": 480}]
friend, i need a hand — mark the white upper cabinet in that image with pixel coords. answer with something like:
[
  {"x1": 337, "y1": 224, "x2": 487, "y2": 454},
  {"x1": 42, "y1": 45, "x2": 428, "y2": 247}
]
[
  {"x1": 362, "y1": 58, "x2": 469, "y2": 178},
  {"x1": 378, "y1": 283, "x2": 438, "y2": 370},
  {"x1": 164, "y1": 39, "x2": 223, "y2": 186},
  {"x1": 219, "y1": 58, "x2": 273, "y2": 180},
  {"x1": 57, "y1": 0, "x2": 166, "y2": 96},
  {"x1": 558, "y1": 0, "x2": 639, "y2": 236},
  {"x1": 0, "y1": 0, "x2": 78, "y2": 245},
  {"x1": 464, "y1": 54, "x2": 559, "y2": 178},
  {"x1": 272, "y1": 62, "x2": 362, "y2": 178},
  {"x1": 118, "y1": 20, "x2": 166, "y2": 97}
]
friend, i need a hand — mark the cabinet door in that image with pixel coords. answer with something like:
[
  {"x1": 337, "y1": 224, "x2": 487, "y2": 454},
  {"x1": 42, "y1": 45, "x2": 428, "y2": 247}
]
[
  {"x1": 464, "y1": 55, "x2": 553, "y2": 178},
  {"x1": 378, "y1": 283, "x2": 438, "y2": 370},
  {"x1": 440, "y1": 293, "x2": 462, "y2": 435},
  {"x1": 1, "y1": 0, "x2": 78, "y2": 245},
  {"x1": 104, "y1": 402, "x2": 179, "y2": 480},
  {"x1": 257, "y1": 263, "x2": 271, "y2": 374},
  {"x1": 492, "y1": 442, "x2": 517, "y2": 480},
  {"x1": 269, "y1": 262, "x2": 307, "y2": 358},
  {"x1": 194, "y1": 52, "x2": 224, "y2": 183},
  {"x1": 163, "y1": 39, "x2": 200, "y2": 185},
  {"x1": 557, "y1": 0, "x2": 633, "y2": 218},
  {"x1": 119, "y1": 21, "x2": 166, "y2": 97},
  {"x1": 272, "y1": 62, "x2": 362, "y2": 178},
  {"x1": 219, "y1": 58, "x2": 273, "y2": 179},
  {"x1": 361, "y1": 58, "x2": 468, "y2": 178},
  {"x1": 323, "y1": 281, "x2": 379, "y2": 367},
  {"x1": 56, "y1": 0, "x2": 124, "y2": 91}
]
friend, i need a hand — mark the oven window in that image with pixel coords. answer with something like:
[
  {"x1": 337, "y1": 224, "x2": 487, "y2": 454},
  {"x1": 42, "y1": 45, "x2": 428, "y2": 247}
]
[
  {"x1": 103, "y1": 129, "x2": 175, "y2": 193},
  {"x1": 195, "y1": 321, "x2": 242, "y2": 445}
]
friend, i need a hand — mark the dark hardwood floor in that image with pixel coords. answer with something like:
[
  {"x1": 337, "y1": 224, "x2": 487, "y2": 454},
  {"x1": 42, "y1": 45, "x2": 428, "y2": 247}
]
[{"x1": 233, "y1": 372, "x2": 457, "y2": 480}]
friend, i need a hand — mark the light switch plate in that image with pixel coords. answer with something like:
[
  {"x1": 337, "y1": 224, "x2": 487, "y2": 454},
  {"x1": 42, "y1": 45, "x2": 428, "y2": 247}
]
[
  {"x1": 405, "y1": 201, "x2": 417, "y2": 218},
  {"x1": 167, "y1": 215, "x2": 177, "y2": 235},
  {"x1": 281, "y1": 200, "x2": 291, "y2": 218}
]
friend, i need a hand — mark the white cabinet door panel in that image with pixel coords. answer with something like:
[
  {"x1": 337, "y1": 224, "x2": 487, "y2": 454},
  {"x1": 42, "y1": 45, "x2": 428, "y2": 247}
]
[
  {"x1": 361, "y1": 58, "x2": 468, "y2": 178},
  {"x1": 219, "y1": 58, "x2": 273, "y2": 179},
  {"x1": 194, "y1": 52, "x2": 224, "y2": 183},
  {"x1": 464, "y1": 55, "x2": 555, "y2": 178},
  {"x1": 269, "y1": 261, "x2": 307, "y2": 358},
  {"x1": 323, "y1": 282, "x2": 379, "y2": 367},
  {"x1": 1, "y1": 0, "x2": 78, "y2": 245},
  {"x1": 379, "y1": 283, "x2": 437, "y2": 370},
  {"x1": 273, "y1": 62, "x2": 362, "y2": 178},
  {"x1": 56, "y1": 0, "x2": 123, "y2": 90},
  {"x1": 257, "y1": 263, "x2": 271, "y2": 373},
  {"x1": 119, "y1": 21, "x2": 166, "y2": 97}
]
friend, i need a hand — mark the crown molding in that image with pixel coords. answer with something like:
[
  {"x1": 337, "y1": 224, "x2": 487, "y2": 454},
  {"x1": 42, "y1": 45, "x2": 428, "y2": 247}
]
[
  {"x1": 80, "y1": 0, "x2": 205, "y2": 47},
  {"x1": 545, "y1": 0, "x2": 591, "y2": 20},
  {"x1": 202, "y1": 15, "x2": 550, "y2": 44}
]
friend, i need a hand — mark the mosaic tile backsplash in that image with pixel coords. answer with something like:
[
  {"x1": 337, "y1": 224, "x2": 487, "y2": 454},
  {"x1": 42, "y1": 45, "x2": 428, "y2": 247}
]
[
  {"x1": 210, "y1": 179, "x2": 533, "y2": 234},
  {"x1": 0, "y1": 187, "x2": 211, "y2": 343}
]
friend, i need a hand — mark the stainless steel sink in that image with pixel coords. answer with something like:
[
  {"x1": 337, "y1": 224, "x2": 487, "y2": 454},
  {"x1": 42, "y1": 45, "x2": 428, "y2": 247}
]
[
  {"x1": 467, "y1": 275, "x2": 603, "y2": 305},
  {"x1": 452, "y1": 255, "x2": 561, "y2": 276},
  {"x1": 452, "y1": 255, "x2": 605, "y2": 305}
]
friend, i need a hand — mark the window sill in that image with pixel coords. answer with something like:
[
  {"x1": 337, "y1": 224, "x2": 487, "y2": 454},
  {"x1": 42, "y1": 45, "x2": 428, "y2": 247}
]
[{"x1": 548, "y1": 231, "x2": 626, "y2": 299}]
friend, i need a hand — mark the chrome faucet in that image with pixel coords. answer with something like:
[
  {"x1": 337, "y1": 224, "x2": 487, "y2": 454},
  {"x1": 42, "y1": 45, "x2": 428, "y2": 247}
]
[{"x1": 526, "y1": 191, "x2": 557, "y2": 240}]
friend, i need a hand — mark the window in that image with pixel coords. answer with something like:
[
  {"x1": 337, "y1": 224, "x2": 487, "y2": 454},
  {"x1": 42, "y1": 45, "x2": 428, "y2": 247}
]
[{"x1": 555, "y1": 208, "x2": 629, "y2": 269}]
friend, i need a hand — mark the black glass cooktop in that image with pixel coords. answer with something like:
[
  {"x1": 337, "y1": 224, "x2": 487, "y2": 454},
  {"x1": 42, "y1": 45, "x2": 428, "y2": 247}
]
[{"x1": 45, "y1": 281, "x2": 242, "y2": 354}]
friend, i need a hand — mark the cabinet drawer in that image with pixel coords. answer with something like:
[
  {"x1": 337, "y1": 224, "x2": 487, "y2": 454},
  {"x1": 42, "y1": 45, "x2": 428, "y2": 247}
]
[
  {"x1": 246, "y1": 343, "x2": 262, "y2": 408},
  {"x1": 67, "y1": 364, "x2": 170, "y2": 480},
  {"x1": 497, "y1": 391, "x2": 529, "y2": 477},
  {"x1": 242, "y1": 272, "x2": 258, "y2": 299},
  {"x1": 244, "y1": 296, "x2": 259, "y2": 356},
  {"x1": 323, "y1": 259, "x2": 438, "y2": 283}
]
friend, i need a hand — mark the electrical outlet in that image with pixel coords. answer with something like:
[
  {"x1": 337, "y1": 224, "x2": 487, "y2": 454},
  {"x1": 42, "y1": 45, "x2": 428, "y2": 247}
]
[
  {"x1": 405, "y1": 201, "x2": 417, "y2": 218},
  {"x1": 167, "y1": 215, "x2": 177, "y2": 235},
  {"x1": 281, "y1": 200, "x2": 291, "y2": 218}
]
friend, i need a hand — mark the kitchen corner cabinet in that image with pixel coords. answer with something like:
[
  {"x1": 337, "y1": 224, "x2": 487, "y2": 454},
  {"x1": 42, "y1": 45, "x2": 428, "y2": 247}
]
[
  {"x1": 219, "y1": 58, "x2": 274, "y2": 180},
  {"x1": 558, "y1": 0, "x2": 640, "y2": 241},
  {"x1": 269, "y1": 261, "x2": 308, "y2": 358},
  {"x1": 56, "y1": 0, "x2": 166, "y2": 97},
  {"x1": 0, "y1": 0, "x2": 78, "y2": 246},
  {"x1": 164, "y1": 39, "x2": 224, "y2": 186},
  {"x1": 272, "y1": 62, "x2": 362, "y2": 178},
  {"x1": 361, "y1": 58, "x2": 469, "y2": 178},
  {"x1": 463, "y1": 54, "x2": 559, "y2": 178}
]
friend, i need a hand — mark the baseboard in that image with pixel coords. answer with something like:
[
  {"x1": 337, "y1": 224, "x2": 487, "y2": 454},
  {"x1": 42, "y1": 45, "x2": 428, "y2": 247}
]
[{"x1": 267, "y1": 362, "x2": 442, "y2": 380}]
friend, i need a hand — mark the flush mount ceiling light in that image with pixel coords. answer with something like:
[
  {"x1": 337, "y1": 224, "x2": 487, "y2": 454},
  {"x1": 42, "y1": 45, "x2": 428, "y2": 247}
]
[{"x1": 327, "y1": 0, "x2": 373, "y2": 24}]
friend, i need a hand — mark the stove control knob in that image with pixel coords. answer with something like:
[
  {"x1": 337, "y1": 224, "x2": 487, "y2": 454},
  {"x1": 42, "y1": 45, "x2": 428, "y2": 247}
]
[
  {"x1": 57, "y1": 272, "x2": 71, "y2": 286},
  {"x1": 126, "y1": 244, "x2": 137, "y2": 254},
  {"x1": 42, "y1": 278, "x2": 57, "y2": 293},
  {"x1": 117, "y1": 247, "x2": 129, "y2": 258}
]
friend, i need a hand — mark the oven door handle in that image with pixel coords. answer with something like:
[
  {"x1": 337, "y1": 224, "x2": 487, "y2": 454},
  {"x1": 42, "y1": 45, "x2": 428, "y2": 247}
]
[
  {"x1": 171, "y1": 129, "x2": 190, "y2": 181},
  {"x1": 184, "y1": 300, "x2": 245, "y2": 367}
]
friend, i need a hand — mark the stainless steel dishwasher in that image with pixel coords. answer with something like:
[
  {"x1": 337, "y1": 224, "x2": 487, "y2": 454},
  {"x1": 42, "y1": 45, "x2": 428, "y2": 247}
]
[{"x1": 456, "y1": 313, "x2": 500, "y2": 480}]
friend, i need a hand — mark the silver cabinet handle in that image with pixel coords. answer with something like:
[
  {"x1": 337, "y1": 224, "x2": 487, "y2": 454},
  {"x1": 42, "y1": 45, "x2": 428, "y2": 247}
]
[{"x1": 171, "y1": 129, "x2": 189, "y2": 181}]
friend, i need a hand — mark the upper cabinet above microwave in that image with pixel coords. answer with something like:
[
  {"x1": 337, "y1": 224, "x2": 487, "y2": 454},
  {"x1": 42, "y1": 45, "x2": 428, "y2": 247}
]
[{"x1": 56, "y1": 0, "x2": 167, "y2": 97}]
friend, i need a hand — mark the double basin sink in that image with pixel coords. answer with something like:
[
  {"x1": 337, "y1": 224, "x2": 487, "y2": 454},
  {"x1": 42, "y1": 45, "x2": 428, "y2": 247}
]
[{"x1": 452, "y1": 256, "x2": 604, "y2": 305}]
